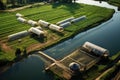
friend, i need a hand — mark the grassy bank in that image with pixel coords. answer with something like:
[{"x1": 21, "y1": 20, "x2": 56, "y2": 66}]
[
  {"x1": 100, "y1": 61, "x2": 120, "y2": 80},
  {"x1": 0, "y1": 3, "x2": 114, "y2": 62},
  {"x1": 108, "y1": 0, "x2": 120, "y2": 7},
  {"x1": 82, "y1": 52, "x2": 120, "y2": 80},
  {"x1": 96, "y1": 0, "x2": 120, "y2": 9}
]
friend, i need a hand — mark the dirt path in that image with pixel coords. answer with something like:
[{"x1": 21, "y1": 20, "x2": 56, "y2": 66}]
[
  {"x1": 5, "y1": 3, "x2": 45, "y2": 12},
  {"x1": 0, "y1": 39, "x2": 13, "y2": 52},
  {"x1": 6, "y1": 5, "x2": 32, "y2": 12}
]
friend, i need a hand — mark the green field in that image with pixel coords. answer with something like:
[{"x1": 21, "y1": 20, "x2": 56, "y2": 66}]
[
  {"x1": 97, "y1": 0, "x2": 120, "y2": 7},
  {"x1": 108, "y1": 0, "x2": 120, "y2": 7},
  {"x1": 0, "y1": 3, "x2": 114, "y2": 61}
]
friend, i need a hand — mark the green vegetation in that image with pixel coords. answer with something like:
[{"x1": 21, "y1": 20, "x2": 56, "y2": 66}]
[
  {"x1": 100, "y1": 60, "x2": 120, "y2": 80},
  {"x1": 108, "y1": 0, "x2": 120, "y2": 7},
  {"x1": 0, "y1": 3, "x2": 114, "y2": 62},
  {"x1": 0, "y1": 0, "x2": 73, "y2": 10},
  {"x1": 97, "y1": 0, "x2": 120, "y2": 8},
  {"x1": 0, "y1": 47, "x2": 15, "y2": 62},
  {"x1": 82, "y1": 51, "x2": 120, "y2": 80}
]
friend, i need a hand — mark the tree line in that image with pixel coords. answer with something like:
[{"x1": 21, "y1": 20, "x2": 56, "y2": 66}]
[{"x1": 0, "y1": 0, "x2": 73, "y2": 10}]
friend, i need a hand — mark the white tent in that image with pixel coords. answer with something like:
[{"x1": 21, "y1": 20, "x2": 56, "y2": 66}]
[
  {"x1": 56, "y1": 17, "x2": 74, "y2": 25},
  {"x1": 17, "y1": 17, "x2": 27, "y2": 23},
  {"x1": 38, "y1": 20, "x2": 50, "y2": 27},
  {"x1": 83, "y1": 42, "x2": 109, "y2": 57},
  {"x1": 28, "y1": 27, "x2": 44, "y2": 36},
  {"x1": 8, "y1": 30, "x2": 30, "y2": 41},
  {"x1": 28, "y1": 20, "x2": 38, "y2": 26},
  {"x1": 59, "y1": 22, "x2": 71, "y2": 28},
  {"x1": 16, "y1": 13, "x2": 23, "y2": 17},
  {"x1": 71, "y1": 16, "x2": 86, "y2": 23},
  {"x1": 49, "y1": 24, "x2": 64, "y2": 32}
]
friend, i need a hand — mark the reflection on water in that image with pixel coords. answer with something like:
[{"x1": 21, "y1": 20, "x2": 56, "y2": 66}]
[{"x1": 0, "y1": 55, "x2": 54, "y2": 80}]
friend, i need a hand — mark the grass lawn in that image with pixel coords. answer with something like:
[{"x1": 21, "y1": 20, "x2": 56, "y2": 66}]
[
  {"x1": 96, "y1": 0, "x2": 120, "y2": 7},
  {"x1": 108, "y1": 0, "x2": 120, "y2": 7},
  {"x1": 82, "y1": 51, "x2": 120, "y2": 80},
  {"x1": 0, "y1": 3, "x2": 114, "y2": 61}
]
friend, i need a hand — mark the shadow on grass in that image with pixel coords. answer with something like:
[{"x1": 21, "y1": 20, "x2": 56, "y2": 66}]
[
  {"x1": 50, "y1": 30, "x2": 64, "y2": 36},
  {"x1": 52, "y1": 3, "x2": 83, "y2": 14},
  {"x1": 30, "y1": 34, "x2": 47, "y2": 43}
]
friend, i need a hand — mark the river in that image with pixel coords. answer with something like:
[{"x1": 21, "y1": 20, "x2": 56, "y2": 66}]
[{"x1": 0, "y1": 0, "x2": 120, "y2": 80}]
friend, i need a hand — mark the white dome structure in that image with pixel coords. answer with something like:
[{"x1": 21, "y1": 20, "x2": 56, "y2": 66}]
[{"x1": 69, "y1": 62, "x2": 80, "y2": 71}]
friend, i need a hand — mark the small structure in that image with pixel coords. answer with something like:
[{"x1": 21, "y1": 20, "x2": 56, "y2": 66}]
[
  {"x1": 71, "y1": 16, "x2": 86, "y2": 23},
  {"x1": 38, "y1": 20, "x2": 50, "y2": 27},
  {"x1": 28, "y1": 27, "x2": 44, "y2": 36},
  {"x1": 82, "y1": 42, "x2": 109, "y2": 57},
  {"x1": 69, "y1": 62, "x2": 80, "y2": 71},
  {"x1": 49, "y1": 24, "x2": 64, "y2": 32},
  {"x1": 59, "y1": 22, "x2": 71, "y2": 28},
  {"x1": 56, "y1": 17, "x2": 74, "y2": 25},
  {"x1": 16, "y1": 13, "x2": 23, "y2": 17},
  {"x1": 17, "y1": 17, "x2": 27, "y2": 23},
  {"x1": 8, "y1": 30, "x2": 30, "y2": 41},
  {"x1": 27, "y1": 20, "x2": 38, "y2": 26}
]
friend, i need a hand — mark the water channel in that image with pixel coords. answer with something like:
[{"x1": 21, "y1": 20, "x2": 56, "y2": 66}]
[{"x1": 0, "y1": 0, "x2": 120, "y2": 80}]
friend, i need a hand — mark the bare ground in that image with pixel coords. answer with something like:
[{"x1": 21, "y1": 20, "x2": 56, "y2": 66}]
[{"x1": 0, "y1": 39, "x2": 13, "y2": 53}]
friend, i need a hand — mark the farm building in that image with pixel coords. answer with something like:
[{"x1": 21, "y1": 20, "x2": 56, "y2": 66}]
[
  {"x1": 56, "y1": 17, "x2": 74, "y2": 25},
  {"x1": 28, "y1": 20, "x2": 38, "y2": 26},
  {"x1": 8, "y1": 30, "x2": 30, "y2": 41},
  {"x1": 49, "y1": 24, "x2": 64, "y2": 32},
  {"x1": 71, "y1": 16, "x2": 86, "y2": 23},
  {"x1": 59, "y1": 22, "x2": 71, "y2": 28},
  {"x1": 16, "y1": 13, "x2": 23, "y2": 17},
  {"x1": 28, "y1": 27, "x2": 44, "y2": 36},
  {"x1": 38, "y1": 20, "x2": 50, "y2": 27},
  {"x1": 82, "y1": 42, "x2": 109, "y2": 57},
  {"x1": 17, "y1": 17, "x2": 27, "y2": 23}
]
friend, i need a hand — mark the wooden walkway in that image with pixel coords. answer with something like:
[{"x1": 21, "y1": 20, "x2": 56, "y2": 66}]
[{"x1": 37, "y1": 51, "x2": 72, "y2": 80}]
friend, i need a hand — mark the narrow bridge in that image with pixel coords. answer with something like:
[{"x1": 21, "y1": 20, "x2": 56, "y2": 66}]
[{"x1": 37, "y1": 51, "x2": 72, "y2": 80}]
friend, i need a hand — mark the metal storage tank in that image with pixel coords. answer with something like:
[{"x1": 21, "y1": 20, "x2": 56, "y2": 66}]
[
  {"x1": 69, "y1": 62, "x2": 80, "y2": 71},
  {"x1": 71, "y1": 16, "x2": 86, "y2": 23},
  {"x1": 8, "y1": 30, "x2": 30, "y2": 41},
  {"x1": 28, "y1": 20, "x2": 38, "y2": 26},
  {"x1": 28, "y1": 27, "x2": 44, "y2": 36},
  {"x1": 59, "y1": 22, "x2": 71, "y2": 28},
  {"x1": 16, "y1": 13, "x2": 23, "y2": 17},
  {"x1": 38, "y1": 20, "x2": 50, "y2": 27},
  {"x1": 82, "y1": 42, "x2": 109, "y2": 57},
  {"x1": 49, "y1": 24, "x2": 64, "y2": 32},
  {"x1": 17, "y1": 17, "x2": 27, "y2": 23},
  {"x1": 56, "y1": 17, "x2": 74, "y2": 25}
]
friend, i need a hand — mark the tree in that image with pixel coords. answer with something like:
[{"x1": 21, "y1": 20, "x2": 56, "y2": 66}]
[
  {"x1": 23, "y1": 47, "x2": 27, "y2": 56},
  {"x1": 15, "y1": 48, "x2": 21, "y2": 57},
  {"x1": 0, "y1": 0, "x2": 6, "y2": 10},
  {"x1": 10, "y1": 0, "x2": 16, "y2": 7}
]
